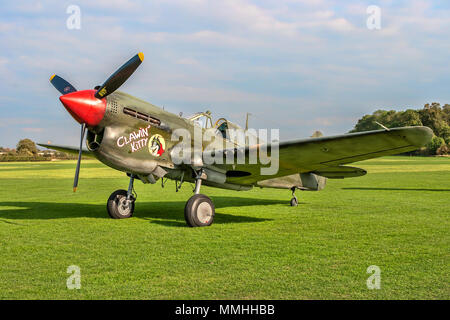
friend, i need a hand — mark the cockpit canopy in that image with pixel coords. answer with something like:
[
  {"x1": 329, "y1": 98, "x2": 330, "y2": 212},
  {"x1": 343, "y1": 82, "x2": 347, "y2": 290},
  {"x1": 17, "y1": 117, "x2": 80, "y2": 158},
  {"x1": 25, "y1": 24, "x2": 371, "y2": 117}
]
[
  {"x1": 187, "y1": 111, "x2": 214, "y2": 129},
  {"x1": 186, "y1": 111, "x2": 243, "y2": 140}
]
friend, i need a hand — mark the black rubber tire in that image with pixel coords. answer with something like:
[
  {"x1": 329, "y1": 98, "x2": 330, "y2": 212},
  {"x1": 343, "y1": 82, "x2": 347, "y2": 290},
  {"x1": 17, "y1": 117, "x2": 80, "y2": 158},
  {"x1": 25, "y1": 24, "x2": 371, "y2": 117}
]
[
  {"x1": 107, "y1": 189, "x2": 135, "y2": 219},
  {"x1": 184, "y1": 194, "x2": 215, "y2": 227},
  {"x1": 290, "y1": 197, "x2": 298, "y2": 207}
]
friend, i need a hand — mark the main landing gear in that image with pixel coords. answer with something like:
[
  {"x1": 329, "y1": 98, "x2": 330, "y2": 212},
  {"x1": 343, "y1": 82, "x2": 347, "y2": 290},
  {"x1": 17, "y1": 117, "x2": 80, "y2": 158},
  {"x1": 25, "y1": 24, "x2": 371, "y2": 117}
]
[
  {"x1": 107, "y1": 174, "x2": 136, "y2": 219},
  {"x1": 184, "y1": 170, "x2": 215, "y2": 227},
  {"x1": 290, "y1": 187, "x2": 298, "y2": 207},
  {"x1": 106, "y1": 171, "x2": 215, "y2": 227}
]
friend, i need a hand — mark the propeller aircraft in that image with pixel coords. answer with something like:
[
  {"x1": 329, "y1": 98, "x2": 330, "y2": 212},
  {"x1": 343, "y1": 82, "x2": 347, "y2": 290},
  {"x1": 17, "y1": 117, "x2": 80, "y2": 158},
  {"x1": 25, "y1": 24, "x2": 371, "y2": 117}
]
[{"x1": 40, "y1": 52, "x2": 433, "y2": 227}]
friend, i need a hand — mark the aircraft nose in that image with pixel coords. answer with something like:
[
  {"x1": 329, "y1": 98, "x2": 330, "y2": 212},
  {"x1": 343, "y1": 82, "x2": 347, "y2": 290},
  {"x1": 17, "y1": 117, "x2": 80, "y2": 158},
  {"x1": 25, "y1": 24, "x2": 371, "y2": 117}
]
[{"x1": 59, "y1": 89, "x2": 106, "y2": 127}]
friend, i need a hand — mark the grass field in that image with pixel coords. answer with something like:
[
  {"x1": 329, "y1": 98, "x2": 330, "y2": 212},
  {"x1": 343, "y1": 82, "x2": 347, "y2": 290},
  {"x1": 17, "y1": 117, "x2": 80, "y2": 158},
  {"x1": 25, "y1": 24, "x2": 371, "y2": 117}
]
[{"x1": 0, "y1": 156, "x2": 448, "y2": 299}]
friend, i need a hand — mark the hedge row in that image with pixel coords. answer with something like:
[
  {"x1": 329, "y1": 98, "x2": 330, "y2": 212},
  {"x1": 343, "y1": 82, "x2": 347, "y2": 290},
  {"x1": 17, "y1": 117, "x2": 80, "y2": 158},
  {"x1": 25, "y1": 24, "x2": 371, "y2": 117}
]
[{"x1": 0, "y1": 156, "x2": 51, "y2": 162}]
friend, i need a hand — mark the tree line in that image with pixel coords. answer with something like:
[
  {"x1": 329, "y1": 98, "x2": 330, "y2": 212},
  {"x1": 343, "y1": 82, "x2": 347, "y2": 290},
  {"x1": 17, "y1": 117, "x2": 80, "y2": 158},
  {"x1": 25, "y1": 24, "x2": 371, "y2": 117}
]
[
  {"x1": 350, "y1": 103, "x2": 450, "y2": 155},
  {"x1": 0, "y1": 139, "x2": 77, "y2": 161}
]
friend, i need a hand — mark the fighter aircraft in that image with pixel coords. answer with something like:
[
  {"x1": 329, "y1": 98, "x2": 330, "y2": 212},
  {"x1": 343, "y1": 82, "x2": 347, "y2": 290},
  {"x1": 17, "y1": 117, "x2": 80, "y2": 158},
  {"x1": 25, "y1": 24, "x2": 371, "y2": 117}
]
[{"x1": 40, "y1": 52, "x2": 433, "y2": 227}]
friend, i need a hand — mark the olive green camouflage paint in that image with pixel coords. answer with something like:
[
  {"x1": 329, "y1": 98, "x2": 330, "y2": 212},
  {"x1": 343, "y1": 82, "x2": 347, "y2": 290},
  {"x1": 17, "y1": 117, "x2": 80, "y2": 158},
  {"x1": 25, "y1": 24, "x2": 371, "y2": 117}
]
[{"x1": 40, "y1": 90, "x2": 434, "y2": 192}]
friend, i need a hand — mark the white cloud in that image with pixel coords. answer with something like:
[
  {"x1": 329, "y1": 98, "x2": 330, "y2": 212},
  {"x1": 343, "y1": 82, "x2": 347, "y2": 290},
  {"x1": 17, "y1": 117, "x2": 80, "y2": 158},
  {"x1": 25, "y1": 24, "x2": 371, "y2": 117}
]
[{"x1": 0, "y1": 0, "x2": 449, "y2": 146}]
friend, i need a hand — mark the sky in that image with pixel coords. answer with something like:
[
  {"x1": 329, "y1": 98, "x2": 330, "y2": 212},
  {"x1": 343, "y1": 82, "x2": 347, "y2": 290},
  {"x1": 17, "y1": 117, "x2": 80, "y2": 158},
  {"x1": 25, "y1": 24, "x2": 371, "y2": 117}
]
[{"x1": 0, "y1": 0, "x2": 449, "y2": 148}]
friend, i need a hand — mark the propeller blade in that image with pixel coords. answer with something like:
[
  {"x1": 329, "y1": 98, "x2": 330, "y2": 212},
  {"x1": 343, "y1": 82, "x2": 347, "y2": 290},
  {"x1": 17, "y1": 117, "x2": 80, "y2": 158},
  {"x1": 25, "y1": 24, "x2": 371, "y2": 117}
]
[
  {"x1": 73, "y1": 123, "x2": 86, "y2": 192},
  {"x1": 94, "y1": 52, "x2": 144, "y2": 99},
  {"x1": 50, "y1": 74, "x2": 77, "y2": 95}
]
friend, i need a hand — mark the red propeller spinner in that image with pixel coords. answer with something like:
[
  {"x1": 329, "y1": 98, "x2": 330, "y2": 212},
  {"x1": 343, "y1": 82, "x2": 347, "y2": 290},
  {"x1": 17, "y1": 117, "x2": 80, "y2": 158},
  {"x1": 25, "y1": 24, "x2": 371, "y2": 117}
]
[{"x1": 58, "y1": 89, "x2": 106, "y2": 127}]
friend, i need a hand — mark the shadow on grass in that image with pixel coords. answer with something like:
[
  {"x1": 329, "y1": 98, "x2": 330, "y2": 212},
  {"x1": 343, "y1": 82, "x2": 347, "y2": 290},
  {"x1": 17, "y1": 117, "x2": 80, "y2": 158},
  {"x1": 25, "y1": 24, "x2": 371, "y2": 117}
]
[
  {"x1": 0, "y1": 218, "x2": 24, "y2": 225},
  {"x1": 0, "y1": 196, "x2": 286, "y2": 226},
  {"x1": 343, "y1": 187, "x2": 450, "y2": 192}
]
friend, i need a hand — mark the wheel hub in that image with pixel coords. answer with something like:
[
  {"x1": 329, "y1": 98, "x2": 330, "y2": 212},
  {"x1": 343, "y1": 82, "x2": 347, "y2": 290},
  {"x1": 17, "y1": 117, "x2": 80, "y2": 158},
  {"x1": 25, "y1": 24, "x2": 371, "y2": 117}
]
[
  {"x1": 118, "y1": 197, "x2": 132, "y2": 216},
  {"x1": 197, "y1": 202, "x2": 212, "y2": 223}
]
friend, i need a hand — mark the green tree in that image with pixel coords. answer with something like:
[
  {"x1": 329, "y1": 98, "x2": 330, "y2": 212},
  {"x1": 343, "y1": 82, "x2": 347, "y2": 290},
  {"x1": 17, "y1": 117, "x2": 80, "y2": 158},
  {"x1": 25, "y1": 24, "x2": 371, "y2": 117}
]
[
  {"x1": 16, "y1": 139, "x2": 38, "y2": 156},
  {"x1": 393, "y1": 109, "x2": 422, "y2": 127},
  {"x1": 441, "y1": 126, "x2": 450, "y2": 144},
  {"x1": 426, "y1": 136, "x2": 445, "y2": 155},
  {"x1": 350, "y1": 102, "x2": 449, "y2": 155},
  {"x1": 310, "y1": 130, "x2": 324, "y2": 138},
  {"x1": 443, "y1": 104, "x2": 450, "y2": 123},
  {"x1": 419, "y1": 103, "x2": 448, "y2": 137},
  {"x1": 350, "y1": 110, "x2": 384, "y2": 132},
  {"x1": 436, "y1": 144, "x2": 449, "y2": 155}
]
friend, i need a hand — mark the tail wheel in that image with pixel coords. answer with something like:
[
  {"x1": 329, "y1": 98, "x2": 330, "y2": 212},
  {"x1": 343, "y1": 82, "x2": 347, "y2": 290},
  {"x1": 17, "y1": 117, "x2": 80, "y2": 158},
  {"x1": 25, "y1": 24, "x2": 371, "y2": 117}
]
[
  {"x1": 290, "y1": 186, "x2": 298, "y2": 207},
  {"x1": 107, "y1": 189, "x2": 135, "y2": 219},
  {"x1": 184, "y1": 194, "x2": 215, "y2": 227},
  {"x1": 290, "y1": 197, "x2": 298, "y2": 207}
]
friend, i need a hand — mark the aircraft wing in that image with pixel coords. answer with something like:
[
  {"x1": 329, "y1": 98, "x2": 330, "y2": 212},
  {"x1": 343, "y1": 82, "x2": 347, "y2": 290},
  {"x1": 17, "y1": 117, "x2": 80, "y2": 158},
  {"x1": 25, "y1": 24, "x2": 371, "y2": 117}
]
[
  {"x1": 205, "y1": 126, "x2": 433, "y2": 185},
  {"x1": 37, "y1": 143, "x2": 93, "y2": 157}
]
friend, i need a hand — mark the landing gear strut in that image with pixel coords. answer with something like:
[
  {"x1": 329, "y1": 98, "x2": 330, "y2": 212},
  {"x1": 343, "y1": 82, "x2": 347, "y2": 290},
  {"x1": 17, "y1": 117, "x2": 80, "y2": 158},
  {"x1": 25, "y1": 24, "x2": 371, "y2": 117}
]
[
  {"x1": 290, "y1": 187, "x2": 298, "y2": 207},
  {"x1": 184, "y1": 170, "x2": 215, "y2": 227},
  {"x1": 107, "y1": 174, "x2": 136, "y2": 219}
]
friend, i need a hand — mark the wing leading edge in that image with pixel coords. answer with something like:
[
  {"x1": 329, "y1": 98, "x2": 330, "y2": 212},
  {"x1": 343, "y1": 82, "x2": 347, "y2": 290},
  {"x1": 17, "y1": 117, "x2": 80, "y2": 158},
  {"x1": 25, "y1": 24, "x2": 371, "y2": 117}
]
[{"x1": 37, "y1": 143, "x2": 93, "y2": 157}]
